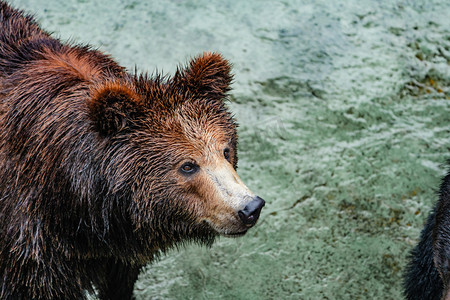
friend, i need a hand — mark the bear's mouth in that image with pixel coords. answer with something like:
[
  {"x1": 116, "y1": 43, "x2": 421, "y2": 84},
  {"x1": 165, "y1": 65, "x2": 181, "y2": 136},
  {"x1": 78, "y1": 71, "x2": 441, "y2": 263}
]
[
  {"x1": 202, "y1": 220, "x2": 248, "y2": 238},
  {"x1": 222, "y1": 230, "x2": 247, "y2": 238}
]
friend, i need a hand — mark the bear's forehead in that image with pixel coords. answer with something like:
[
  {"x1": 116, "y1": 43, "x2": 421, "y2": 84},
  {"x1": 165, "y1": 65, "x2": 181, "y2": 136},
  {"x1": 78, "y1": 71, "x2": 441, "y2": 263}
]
[
  {"x1": 138, "y1": 87, "x2": 236, "y2": 158},
  {"x1": 145, "y1": 97, "x2": 234, "y2": 136},
  {"x1": 141, "y1": 110, "x2": 233, "y2": 161},
  {"x1": 174, "y1": 114, "x2": 230, "y2": 148}
]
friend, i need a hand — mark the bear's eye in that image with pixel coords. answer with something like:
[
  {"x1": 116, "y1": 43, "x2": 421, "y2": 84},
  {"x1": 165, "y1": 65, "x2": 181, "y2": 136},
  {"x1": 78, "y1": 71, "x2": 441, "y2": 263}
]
[
  {"x1": 224, "y1": 148, "x2": 230, "y2": 161},
  {"x1": 180, "y1": 162, "x2": 198, "y2": 175}
]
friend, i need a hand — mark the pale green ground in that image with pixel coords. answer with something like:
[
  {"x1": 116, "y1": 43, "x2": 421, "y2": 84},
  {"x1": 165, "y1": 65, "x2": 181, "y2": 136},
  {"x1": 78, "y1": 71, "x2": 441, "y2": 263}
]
[{"x1": 10, "y1": 0, "x2": 450, "y2": 299}]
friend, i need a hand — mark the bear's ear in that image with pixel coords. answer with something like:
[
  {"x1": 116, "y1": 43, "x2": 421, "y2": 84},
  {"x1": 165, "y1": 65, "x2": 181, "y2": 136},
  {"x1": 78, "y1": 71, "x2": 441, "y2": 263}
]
[
  {"x1": 173, "y1": 52, "x2": 233, "y2": 100},
  {"x1": 88, "y1": 81, "x2": 143, "y2": 135}
]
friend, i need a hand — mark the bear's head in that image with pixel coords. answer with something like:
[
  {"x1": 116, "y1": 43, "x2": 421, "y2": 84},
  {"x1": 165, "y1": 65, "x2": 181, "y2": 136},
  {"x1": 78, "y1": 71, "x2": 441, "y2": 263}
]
[{"x1": 87, "y1": 53, "x2": 264, "y2": 253}]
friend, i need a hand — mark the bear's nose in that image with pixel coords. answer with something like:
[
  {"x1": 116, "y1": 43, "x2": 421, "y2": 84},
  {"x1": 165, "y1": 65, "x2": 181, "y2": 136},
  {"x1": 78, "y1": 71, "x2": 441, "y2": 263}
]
[{"x1": 238, "y1": 196, "x2": 265, "y2": 226}]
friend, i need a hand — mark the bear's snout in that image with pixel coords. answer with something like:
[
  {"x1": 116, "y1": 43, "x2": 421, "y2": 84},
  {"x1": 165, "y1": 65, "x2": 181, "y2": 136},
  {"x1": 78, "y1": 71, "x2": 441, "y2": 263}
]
[
  {"x1": 201, "y1": 161, "x2": 265, "y2": 235},
  {"x1": 238, "y1": 196, "x2": 265, "y2": 226}
]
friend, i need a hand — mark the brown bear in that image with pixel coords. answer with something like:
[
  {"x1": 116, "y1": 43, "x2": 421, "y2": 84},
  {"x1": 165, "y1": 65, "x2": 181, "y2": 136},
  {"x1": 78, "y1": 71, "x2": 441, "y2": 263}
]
[{"x1": 0, "y1": 2, "x2": 265, "y2": 299}]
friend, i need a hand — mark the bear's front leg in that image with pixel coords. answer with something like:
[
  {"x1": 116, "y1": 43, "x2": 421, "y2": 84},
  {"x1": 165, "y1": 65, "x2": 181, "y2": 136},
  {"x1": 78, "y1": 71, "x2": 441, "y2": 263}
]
[{"x1": 93, "y1": 259, "x2": 142, "y2": 300}]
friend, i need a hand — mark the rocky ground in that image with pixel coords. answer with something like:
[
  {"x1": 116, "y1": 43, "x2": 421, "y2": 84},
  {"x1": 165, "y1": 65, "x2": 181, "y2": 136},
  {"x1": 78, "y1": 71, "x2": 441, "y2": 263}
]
[{"x1": 11, "y1": 0, "x2": 450, "y2": 299}]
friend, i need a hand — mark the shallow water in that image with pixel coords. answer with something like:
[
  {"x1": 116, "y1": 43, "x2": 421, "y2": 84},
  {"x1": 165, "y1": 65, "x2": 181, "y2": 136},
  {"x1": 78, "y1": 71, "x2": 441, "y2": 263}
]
[{"x1": 10, "y1": 0, "x2": 450, "y2": 299}]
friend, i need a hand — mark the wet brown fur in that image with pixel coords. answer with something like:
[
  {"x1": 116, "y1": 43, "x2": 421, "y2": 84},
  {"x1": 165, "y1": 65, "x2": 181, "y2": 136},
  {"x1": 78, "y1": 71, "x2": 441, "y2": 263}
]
[{"x1": 0, "y1": 2, "x2": 241, "y2": 299}]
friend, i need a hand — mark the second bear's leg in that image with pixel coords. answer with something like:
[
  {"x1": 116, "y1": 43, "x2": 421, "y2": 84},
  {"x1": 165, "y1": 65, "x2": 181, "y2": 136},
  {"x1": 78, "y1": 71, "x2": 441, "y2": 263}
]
[
  {"x1": 94, "y1": 259, "x2": 142, "y2": 300},
  {"x1": 434, "y1": 174, "x2": 450, "y2": 300}
]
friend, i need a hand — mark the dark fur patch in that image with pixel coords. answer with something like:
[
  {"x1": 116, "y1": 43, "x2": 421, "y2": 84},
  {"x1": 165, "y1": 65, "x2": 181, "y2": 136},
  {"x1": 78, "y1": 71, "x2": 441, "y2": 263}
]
[{"x1": 404, "y1": 170, "x2": 450, "y2": 300}]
